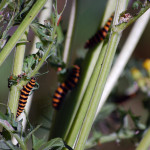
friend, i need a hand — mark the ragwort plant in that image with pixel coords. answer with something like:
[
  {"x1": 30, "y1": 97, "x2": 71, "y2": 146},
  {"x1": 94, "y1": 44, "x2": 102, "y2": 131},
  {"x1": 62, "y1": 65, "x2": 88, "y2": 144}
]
[{"x1": 0, "y1": 0, "x2": 150, "y2": 150}]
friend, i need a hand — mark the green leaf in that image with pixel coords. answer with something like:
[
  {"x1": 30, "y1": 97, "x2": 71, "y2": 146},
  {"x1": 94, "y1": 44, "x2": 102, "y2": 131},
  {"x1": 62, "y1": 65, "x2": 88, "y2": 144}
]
[
  {"x1": 41, "y1": 138, "x2": 65, "y2": 150},
  {"x1": 24, "y1": 125, "x2": 41, "y2": 144},
  {"x1": 0, "y1": 140, "x2": 20, "y2": 150},
  {"x1": 32, "y1": 135, "x2": 46, "y2": 150},
  {"x1": 0, "y1": 140, "x2": 11, "y2": 149}
]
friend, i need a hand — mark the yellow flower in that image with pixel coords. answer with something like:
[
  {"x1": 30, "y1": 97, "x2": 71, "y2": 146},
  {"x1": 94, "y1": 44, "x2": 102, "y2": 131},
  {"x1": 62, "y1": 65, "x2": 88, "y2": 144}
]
[
  {"x1": 131, "y1": 68, "x2": 142, "y2": 80},
  {"x1": 143, "y1": 59, "x2": 150, "y2": 71}
]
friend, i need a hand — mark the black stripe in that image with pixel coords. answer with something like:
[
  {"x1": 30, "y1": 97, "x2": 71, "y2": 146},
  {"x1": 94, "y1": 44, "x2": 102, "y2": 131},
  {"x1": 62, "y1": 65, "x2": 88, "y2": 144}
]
[
  {"x1": 65, "y1": 81, "x2": 73, "y2": 89},
  {"x1": 99, "y1": 30, "x2": 105, "y2": 39},
  {"x1": 26, "y1": 84, "x2": 32, "y2": 90},
  {"x1": 21, "y1": 91, "x2": 29, "y2": 96},
  {"x1": 102, "y1": 27, "x2": 108, "y2": 33},
  {"x1": 105, "y1": 24, "x2": 110, "y2": 27},
  {"x1": 68, "y1": 78, "x2": 77, "y2": 86},
  {"x1": 23, "y1": 86, "x2": 31, "y2": 93},
  {"x1": 19, "y1": 104, "x2": 26, "y2": 108},
  {"x1": 20, "y1": 96, "x2": 28, "y2": 100},
  {"x1": 71, "y1": 74, "x2": 79, "y2": 79},
  {"x1": 53, "y1": 96, "x2": 62, "y2": 100},
  {"x1": 60, "y1": 84, "x2": 68, "y2": 93},
  {"x1": 19, "y1": 100, "x2": 27, "y2": 104}
]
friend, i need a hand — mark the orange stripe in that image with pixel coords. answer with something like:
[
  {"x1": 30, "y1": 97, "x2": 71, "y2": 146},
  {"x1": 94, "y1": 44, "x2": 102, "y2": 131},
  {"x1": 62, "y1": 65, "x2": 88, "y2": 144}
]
[
  {"x1": 24, "y1": 86, "x2": 31, "y2": 92},
  {"x1": 20, "y1": 94, "x2": 28, "y2": 99},
  {"x1": 53, "y1": 98, "x2": 60, "y2": 103},
  {"x1": 54, "y1": 93, "x2": 62, "y2": 98},
  {"x1": 72, "y1": 78, "x2": 79, "y2": 83},
  {"x1": 18, "y1": 109, "x2": 23, "y2": 112},
  {"x1": 30, "y1": 82, "x2": 35, "y2": 86},
  {"x1": 61, "y1": 83, "x2": 69, "y2": 90},
  {"x1": 21, "y1": 89, "x2": 29, "y2": 95},
  {"x1": 53, "y1": 103, "x2": 58, "y2": 107},
  {"x1": 57, "y1": 87, "x2": 63, "y2": 93},
  {"x1": 19, "y1": 99, "x2": 27, "y2": 103},
  {"x1": 102, "y1": 31, "x2": 107, "y2": 37},
  {"x1": 18, "y1": 107, "x2": 24, "y2": 110},
  {"x1": 106, "y1": 21, "x2": 111, "y2": 26},
  {"x1": 104, "y1": 26, "x2": 109, "y2": 31},
  {"x1": 27, "y1": 83, "x2": 33, "y2": 89},
  {"x1": 19, "y1": 103, "x2": 26, "y2": 106}
]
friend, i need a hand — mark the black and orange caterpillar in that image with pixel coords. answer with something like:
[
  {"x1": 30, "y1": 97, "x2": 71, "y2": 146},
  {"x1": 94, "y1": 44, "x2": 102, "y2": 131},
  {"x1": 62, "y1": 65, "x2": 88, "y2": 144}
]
[
  {"x1": 16, "y1": 77, "x2": 36, "y2": 118},
  {"x1": 52, "y1": 65, "x2": 80, "y2": 110},
  {"x1": 84, "y1": 13, "x2": 114, "y2": 49}
]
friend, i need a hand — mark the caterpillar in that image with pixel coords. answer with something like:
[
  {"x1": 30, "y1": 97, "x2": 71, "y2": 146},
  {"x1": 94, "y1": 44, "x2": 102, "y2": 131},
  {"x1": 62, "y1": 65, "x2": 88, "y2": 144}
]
[
  {"x1": 16, "y1": 77, "x2": 36, "y2": 118},
  {"x1": 84, "y1": 13, "x2": 114, "y2": 49},
  {"x1": 52, "y1": 65, "x2": 80, "y2": 110}
]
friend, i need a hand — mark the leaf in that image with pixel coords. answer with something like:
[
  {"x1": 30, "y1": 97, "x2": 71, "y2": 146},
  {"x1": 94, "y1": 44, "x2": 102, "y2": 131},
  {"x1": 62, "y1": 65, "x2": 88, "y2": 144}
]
[
  {"x1": 0, "y1": 140, "x2": 20, "y2": 150},
  {"x1": 19, "y1": 0, "x2": 35, "y2": 17},
  {"x1": 32, "y1": 135, "x2": 46, "y2": 150},
  {"x1": 41, "y1": 138, "x2": 65, "y2": 150},
  {"x1": 24, "y1": 125, "x2": 41, "y2": 144},
  {"x1": 0, "y1": 140, "x2": 11, "y2": 149}
]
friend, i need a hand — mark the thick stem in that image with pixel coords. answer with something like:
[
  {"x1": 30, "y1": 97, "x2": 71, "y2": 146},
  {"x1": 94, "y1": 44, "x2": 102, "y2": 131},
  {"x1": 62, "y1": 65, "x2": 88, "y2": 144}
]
[
  {"x1": 73, "y1": 0, "x2": 128, "y2": 149},
  {"x1": 49, "y1": 0, "x2": 117, "y2": 144},
  {"x1": 0, "y1": 0, "x2": 48, "y2": 66},
  {"x1": 8, "y1": 29, "x2": 28, "y2": 118}
]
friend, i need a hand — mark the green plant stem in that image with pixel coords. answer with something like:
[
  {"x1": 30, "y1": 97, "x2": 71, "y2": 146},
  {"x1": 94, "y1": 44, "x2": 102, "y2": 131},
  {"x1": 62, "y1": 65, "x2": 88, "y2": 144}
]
[
  {"x1": 136, "y1": 128, "x2": 150, "y2": 150},
  {"x1": 49, "y1": 0, "x2": 116, "y2": 143},
  {"x1": 30, "y1": 25, "x2": 57, "y2": 78},
  {"x1": 70, "y1": 0, "x2": 128, "y2": 149},
  {"x1": 65, "y1": 43, "x2": 108, "y2": 148},
  {"x1": 8, "y1": 29, "x2": 28, "y2": 118},
  {"x1": 0, "y1": 0, "x2": 48, "y2": 66}
]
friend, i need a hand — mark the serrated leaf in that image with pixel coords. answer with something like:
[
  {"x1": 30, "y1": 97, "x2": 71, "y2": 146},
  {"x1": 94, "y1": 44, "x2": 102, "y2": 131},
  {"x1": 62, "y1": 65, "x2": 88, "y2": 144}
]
[{"x1": 32, "y1": 135, "x2": 45, "y2": 150}]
